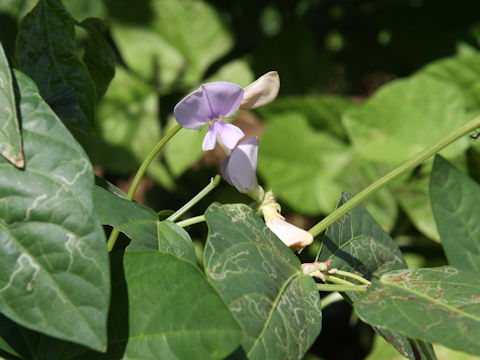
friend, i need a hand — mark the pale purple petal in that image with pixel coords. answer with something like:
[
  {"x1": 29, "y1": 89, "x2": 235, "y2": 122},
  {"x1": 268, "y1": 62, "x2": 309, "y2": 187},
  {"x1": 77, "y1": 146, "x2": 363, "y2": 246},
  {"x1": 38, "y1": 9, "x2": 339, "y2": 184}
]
[
  {"x1": 201, "y1": 82, "x2": 244, "y2": 118},
  {"x1": 174, "y1": 88, "x2": 212, "y2": 130},
  {"x1": 224, "y1": 137, "x2": 259, "y2": 192},
  {"x1": 202, "y1": 125, "x2": 218, "y2": 151},
  {"x1": 217, "y1": 121, "x2": 244, "y2": 150}
]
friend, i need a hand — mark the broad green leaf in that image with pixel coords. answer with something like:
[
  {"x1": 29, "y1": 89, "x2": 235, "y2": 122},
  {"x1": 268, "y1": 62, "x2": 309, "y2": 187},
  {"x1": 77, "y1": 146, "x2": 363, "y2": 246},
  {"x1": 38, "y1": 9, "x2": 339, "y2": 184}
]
[
  {"x1": 110, "y1": 24, "x2": 184, "y2": 87},
  {"x1": 0, "y1": 71, "x2": 109, "y2": 350},
  {"x1": 317, "y1": 193, "x2": 407, "y2": 292},
  {"x1": 93, "y1": 186, "x2": 196, "y2": 263},
  {"x1": 355, "y1": 267, "x2": 480, "y2": 356},
  {"x1": 430, "y1": 155, "x2": 480, "y2": 272},
  {"x1": 0, "y1": 42, "x2": 24, "y2": 168},
  {"x1": 343, "y1": 75, "x2": 469, "y2": 163},
  {"x1": 79, "y1": 18, "x2": 115, "y2": 100},
  {"x1": 16, "y1": 0, "x2": 96, "y2": 132},
  {"x1": 419, "y1": 53, "x2": 480, "y2": 112},
  {"x1": 122, "y1": 251, "x2": 243, "y2": 359},
  {"x1": 80, "y1": 68, "x2": 174, "y2": 190},
  {"x1": 150, "y1": 0, "x2": 233, "y2": 85},
  {"x1": 258, "y1": 112, "x2": 351, "y2": 214},
  {"x1": 124, "y1": 220, "x2": 197, "y2": 264},
  {"x1": 317, "y1": 193, "x2": 433, "y2": 359},
  {"x1": 204, "y1": 203, "x2": 322, "y2": 359},
  {"x1": 257, "y1": 113, "x2": 396, "y2": 228},
  {"x1": 93, "y1": 185, "x2": 157, "y2": 226},
  {"x1": 164, "y1": 120, "x2": 206, "y2": 178},
  {"x1": 256, "y1": 94, "x2": 354, "y2": 140},
  {"x1": 394, "y1": 175, "x2": 440, "y2": 242}
]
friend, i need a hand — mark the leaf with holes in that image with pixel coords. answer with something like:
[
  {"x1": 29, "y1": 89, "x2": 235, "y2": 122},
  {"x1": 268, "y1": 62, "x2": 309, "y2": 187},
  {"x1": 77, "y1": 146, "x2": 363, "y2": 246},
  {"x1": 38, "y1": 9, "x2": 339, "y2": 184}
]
[
  {"x1": 0, "y1": 70, "x2": 109, "y2": 351},
  {"x1": 355, "y1": 267, "x2": 480, "y2": 356},
  {"x1": 204, "y1": 203, "x2": 322, "y2": 359}
]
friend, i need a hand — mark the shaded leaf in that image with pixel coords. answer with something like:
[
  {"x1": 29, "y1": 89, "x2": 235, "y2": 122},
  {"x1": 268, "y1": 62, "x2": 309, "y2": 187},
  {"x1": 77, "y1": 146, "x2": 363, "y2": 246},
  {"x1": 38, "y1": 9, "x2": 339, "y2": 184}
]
[
  {"x1": 0, "y1": 71, "x2": 109, "y2": 350},
  {"x1": 93, "y1": 186, "x2": 196, "y2": 263},
  {"x1": 343, "y1": 75, "x2": 469, "y2": 163},
  {"x1": 204, "y1": 203, "x2": 322, "y2": 359},
  {"x1": 355, "y1": 267, "x2": 480, "y2": 356},
  {"x1": 0, "y1": 42, "x2": 23, "y2": 168},
  {"x1": 121, "y1": 251, "x2": 243, "y2": 359},
  {"x1": 16, "y1": 0, "x2": 96, "y2": 132},
  {"x1": 430, "y1": 155, "x2": 480, "y2": 272},
  {"x1": 79, "y1": 17, "x2": 115, "y2": 100},
  {"x1": 317, "y1": 193, "x2": 433, "y2": 359}
]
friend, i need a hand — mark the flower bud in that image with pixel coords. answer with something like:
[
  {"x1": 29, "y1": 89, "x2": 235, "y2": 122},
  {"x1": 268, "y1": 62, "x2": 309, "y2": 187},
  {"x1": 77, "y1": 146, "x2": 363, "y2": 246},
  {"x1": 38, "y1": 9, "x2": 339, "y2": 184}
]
[{"x1": 240, "y1": 71, "x2": 280, "y2": 109}]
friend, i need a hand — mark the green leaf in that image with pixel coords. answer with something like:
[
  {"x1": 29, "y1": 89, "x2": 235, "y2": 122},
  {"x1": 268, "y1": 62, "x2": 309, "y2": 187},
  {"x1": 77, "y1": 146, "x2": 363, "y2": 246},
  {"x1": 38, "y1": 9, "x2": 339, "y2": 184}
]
[
  {"x1": 121, "y1": 251, "x2": 243, "y2": 360},
  {"x1": 256, "y1": 94, "x2": 353, "y2": 140},
  {"x1": 79, "y1": 68, "x2": 174, "y2": 190},
  {"x1": 16, "y1": 0, "x2": 96, "y2": 132},
  {"x1": 93, "y1": 185, "x2": 196, "y2": 263},
  {"x1": 430, "y1": 155, "x2": 480, "y2": 272},
  {"x1": 355, "y1": 267, "x2": 480, "y2": 356},
  {"x1": 0, "y1": 42, "x2": 24, "y2": 168},
  {"x1": 258, "y1": 112, "x2": 351, "y2": 214},
  {"x1": 79, "y1": 17, "x2": 115, "y2": 100},
  {"x1": 343, "y1": 75, "x2": 469, "y2": 163},
  {"x1": 317, "y1": 193, "x2": 434, "y2": 359},
  {"x1": 125, "y1": 220, "x2": 197, "y2": 264},
  {"x1": 257, "y1": 114, "x2": 397, "y2": 229},
  {"x1": 419, "y1": 53, "x2": 480, "y2": 112},
  {"x1": 150, "y1": 0, "x2": 233, "y2": 85},
  {"x1": 0, "y1": 71, "x2": 109, "y2": 351},
  {"x1": 204, "y1": 203, "x2": 322, "y2": 359},
  {"x1": 394, "y1": 174, "x2": 440, "y2": 242},
  {"x1": 93, "y1": 184, "x2": 157, "y2": 226}
]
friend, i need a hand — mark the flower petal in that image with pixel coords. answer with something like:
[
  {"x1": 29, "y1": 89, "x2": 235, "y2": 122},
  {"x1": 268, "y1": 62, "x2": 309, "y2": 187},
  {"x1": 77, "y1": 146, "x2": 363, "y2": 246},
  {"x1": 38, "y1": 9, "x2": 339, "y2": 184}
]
[
  {"x1": 224, "y1": 137, "x2": 259, "y2": 192},
  {"x1": 217, "y1": 122, "x2": 244, "y2": 150},
  {"x1": 265, "y1": 216, "x2": 313, "y2": 253},
  {"x1": 174, "y1": 88, "x2": 212, "y2": 130},
  {"x1": 202, "y1": 125, "x2": 218, "y2": 151},
  {"x1": 240, "y1": 71, "x2": 280, "y2": 109},
  {"x1": 201, "y1": 82, "x2": 244, "y2": 118}
]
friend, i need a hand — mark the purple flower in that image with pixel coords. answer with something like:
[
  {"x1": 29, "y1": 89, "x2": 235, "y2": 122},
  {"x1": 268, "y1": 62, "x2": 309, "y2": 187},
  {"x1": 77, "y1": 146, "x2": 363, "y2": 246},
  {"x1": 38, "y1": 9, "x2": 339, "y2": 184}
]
[
  {"x1": 222, "y1": 137, "x2": 264, "y2": 201},
  {"x1": 174, "y1": 82, "x2": 245, "y2": 151}
]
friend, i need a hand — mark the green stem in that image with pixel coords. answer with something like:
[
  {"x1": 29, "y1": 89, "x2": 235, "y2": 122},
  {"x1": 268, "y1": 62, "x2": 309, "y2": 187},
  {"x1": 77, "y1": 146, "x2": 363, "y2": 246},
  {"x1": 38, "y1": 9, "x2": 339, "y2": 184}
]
[
  {"x1": 309, "y1": 116, "x2": 480, "y2": 237},
  {"x1": 167, "y1": 175, "x2": 221, "y2": 222},
  {"x1": 324, "y1": 274, "x2": 355, "y2": 286},
  {"x1": 334, "y1": 270, "x2": 371, "y2": 285},
  {"x1": 176, "y1": 215, "x2": 206, "y2": 228},
  {"x1": 107, "y1": 124, "x2": 182, "y2": 251},
  {"x1": 316, "y1": 284, "x2": 368, "y2": 292}
]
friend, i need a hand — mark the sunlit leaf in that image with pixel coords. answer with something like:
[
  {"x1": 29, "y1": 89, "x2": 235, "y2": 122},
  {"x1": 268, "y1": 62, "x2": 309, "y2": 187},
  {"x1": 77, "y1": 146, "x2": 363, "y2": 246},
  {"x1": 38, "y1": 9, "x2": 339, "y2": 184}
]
[
  {"x1": 343, "y1": 75, "x2": 469, "y2": 163},
  {"x1": 0, "y1": 71, "x2": 109, "y2": 351},
  {"x1": 204, "y1": 203, "x2": 322, "y2": 359},
  {"x1": 430, "y1": 155, "x2": 480, "y2": 271},
  {"x1": 355, "y1": 267, "x2": 480, "y2": 356}
]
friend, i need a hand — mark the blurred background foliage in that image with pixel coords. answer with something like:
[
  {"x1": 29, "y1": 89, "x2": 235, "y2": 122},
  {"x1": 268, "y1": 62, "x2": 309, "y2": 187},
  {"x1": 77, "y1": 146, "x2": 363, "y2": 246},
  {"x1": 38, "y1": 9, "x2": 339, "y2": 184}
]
[{"x1": 2, "y1": 0, "x2": 480, "y2": 358}]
